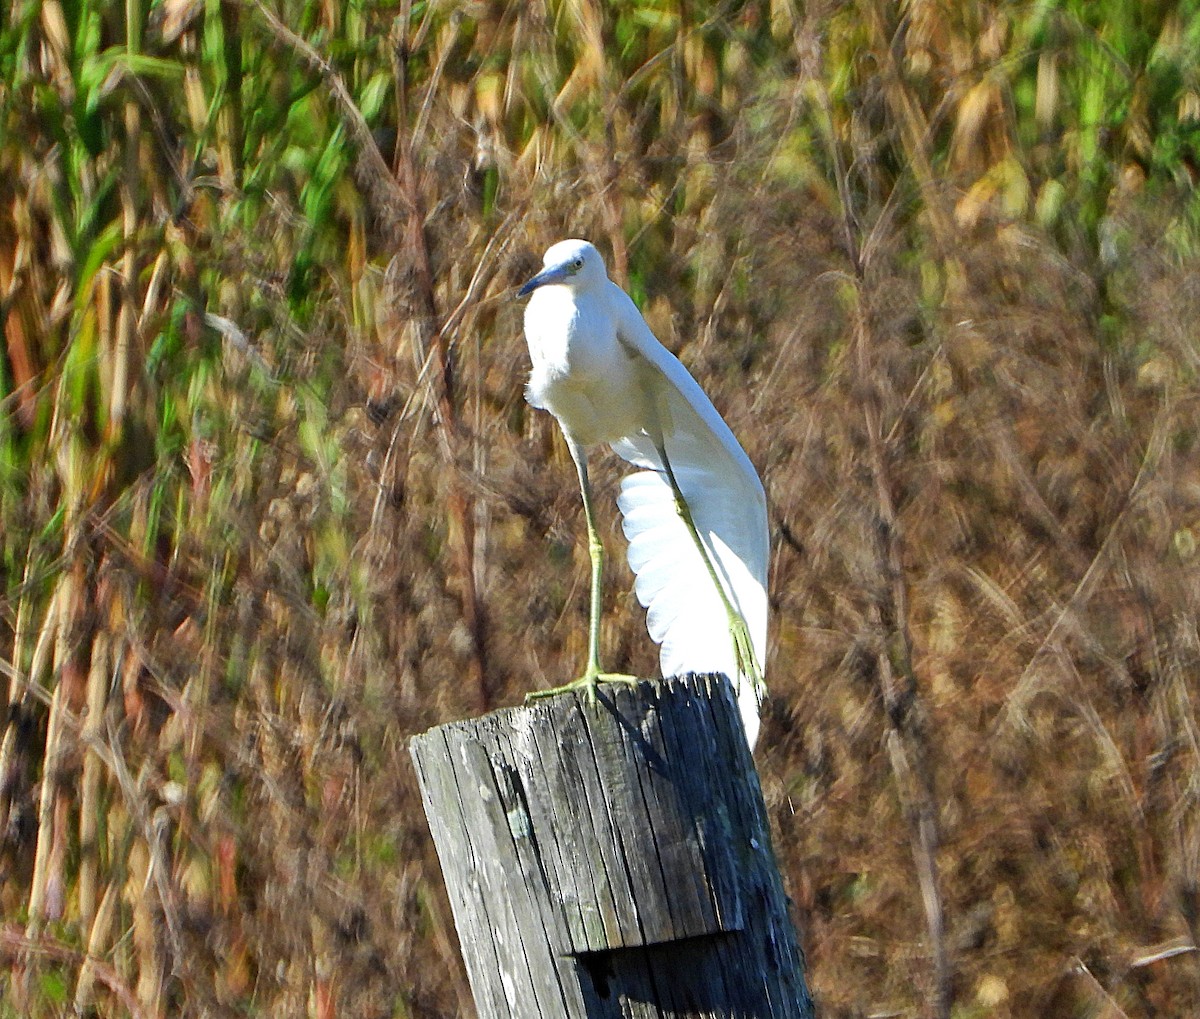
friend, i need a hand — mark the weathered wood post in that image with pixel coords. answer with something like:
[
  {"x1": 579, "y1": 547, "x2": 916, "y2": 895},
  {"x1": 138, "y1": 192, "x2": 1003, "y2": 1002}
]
[{"x1": 410, "y1": 675, "x2": 814, "y2": 1018}]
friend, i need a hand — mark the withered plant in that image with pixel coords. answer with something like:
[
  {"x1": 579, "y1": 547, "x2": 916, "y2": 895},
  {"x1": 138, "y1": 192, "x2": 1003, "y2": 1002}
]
[{"x1": 1, "y1": 1, "x2": 1198, "y2": 1016}]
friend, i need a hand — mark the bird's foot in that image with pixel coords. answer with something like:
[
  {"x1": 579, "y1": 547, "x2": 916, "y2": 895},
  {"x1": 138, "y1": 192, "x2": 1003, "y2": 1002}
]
[
  {"x1": 729, "y1": 613, "x2": 766, "y2": 698},
  {"x1": 526, "y1": 668, "x2": 642, "y2": 707}
]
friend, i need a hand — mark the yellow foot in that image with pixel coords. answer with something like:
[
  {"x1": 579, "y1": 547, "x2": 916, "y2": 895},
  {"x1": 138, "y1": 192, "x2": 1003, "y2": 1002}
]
[
  {"x1": 526, "y1": 671, "x2": 642, "y2": 706},
  {"x1": 729, "y1": 613, "x2": 766, "y2": 698}
]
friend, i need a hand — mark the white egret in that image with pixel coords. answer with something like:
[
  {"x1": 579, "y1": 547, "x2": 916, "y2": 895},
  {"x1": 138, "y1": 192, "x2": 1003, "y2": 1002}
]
[{"x1": 518, "y1": 239, "x2": 768, "y2": 748}]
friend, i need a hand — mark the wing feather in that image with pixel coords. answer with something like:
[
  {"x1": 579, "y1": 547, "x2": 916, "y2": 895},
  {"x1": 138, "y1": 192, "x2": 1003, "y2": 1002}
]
[{"x1": 605, "y1": 282, "x2": 768, "y2": 747}]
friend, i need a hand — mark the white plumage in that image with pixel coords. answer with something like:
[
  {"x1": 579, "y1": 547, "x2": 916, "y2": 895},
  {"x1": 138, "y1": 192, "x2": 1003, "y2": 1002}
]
[{"x1": 519, "y1": 239, "x2": 768, "y2": 748}]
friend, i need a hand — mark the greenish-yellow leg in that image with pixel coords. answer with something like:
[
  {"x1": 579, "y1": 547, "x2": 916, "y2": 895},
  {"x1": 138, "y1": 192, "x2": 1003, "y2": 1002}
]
[
  {"x1": 527, "y1": 435, "x2": 639, "y2": 703},
  {"x1": 656, "y1": 443, "x2": 765, "y2": 697}
]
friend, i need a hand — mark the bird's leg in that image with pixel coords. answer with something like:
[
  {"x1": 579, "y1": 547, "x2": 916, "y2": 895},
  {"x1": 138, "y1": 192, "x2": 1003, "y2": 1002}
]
[
  {"x1": 527, "y1": 435, "x2": 639, "y2": 705},
  {"x1": 655, "y1": 443, "x2": 766, "y2": 697},
  {"x1": 576, "y1": 436, "x2": 608, "y2": 681}
]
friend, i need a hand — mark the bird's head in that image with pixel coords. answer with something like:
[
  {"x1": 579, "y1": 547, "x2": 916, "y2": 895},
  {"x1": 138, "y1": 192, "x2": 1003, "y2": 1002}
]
[{"x1": 518, "y1": 239, "x2": 607, "y2": 297}]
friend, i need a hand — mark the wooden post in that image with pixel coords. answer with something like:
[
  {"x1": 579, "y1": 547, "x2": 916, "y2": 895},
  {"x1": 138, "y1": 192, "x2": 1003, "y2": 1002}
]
[{"x1": 410, "y1": 674, "x2": 814, "y2": 1019}]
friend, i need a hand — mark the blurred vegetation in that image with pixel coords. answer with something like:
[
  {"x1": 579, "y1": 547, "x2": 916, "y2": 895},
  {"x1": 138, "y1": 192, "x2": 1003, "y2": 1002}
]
[{"x1": 1, "y1": 0, "x2": 1199, "y2": 1015}]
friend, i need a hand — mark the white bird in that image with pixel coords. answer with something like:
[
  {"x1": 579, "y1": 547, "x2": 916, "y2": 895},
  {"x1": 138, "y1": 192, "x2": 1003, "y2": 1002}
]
[{"x1": 518, "y1": 239, "x2": 768, "y2": 748}]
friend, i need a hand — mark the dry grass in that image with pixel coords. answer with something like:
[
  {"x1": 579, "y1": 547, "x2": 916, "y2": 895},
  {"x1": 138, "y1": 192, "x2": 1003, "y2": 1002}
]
[{"x1": 1, "y1": 1, "x2": 1199, "y2": 1016}]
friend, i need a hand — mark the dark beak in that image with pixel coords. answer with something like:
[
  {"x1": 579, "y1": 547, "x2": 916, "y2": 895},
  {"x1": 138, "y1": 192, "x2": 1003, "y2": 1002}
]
[{"x1": 518, "y1": 264, "x2": 569, "y2": 297}]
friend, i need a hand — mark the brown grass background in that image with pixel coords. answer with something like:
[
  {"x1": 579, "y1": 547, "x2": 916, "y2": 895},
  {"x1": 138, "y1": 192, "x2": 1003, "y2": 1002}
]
[{"x1": 1, "y1": 0, "x2": 1199, "y2": 1015}]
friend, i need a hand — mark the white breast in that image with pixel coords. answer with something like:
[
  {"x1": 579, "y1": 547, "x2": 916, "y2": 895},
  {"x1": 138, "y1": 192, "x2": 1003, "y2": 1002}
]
[{"x1": 524, "y1": 286, "x2": 649, "y2": 447}]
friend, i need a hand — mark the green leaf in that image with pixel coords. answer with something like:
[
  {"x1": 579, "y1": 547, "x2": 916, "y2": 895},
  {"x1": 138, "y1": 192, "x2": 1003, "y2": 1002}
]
[
  {"x1": 357, "y1": 71, "x2": 390, "y2": 122},
  {"x1": 75, "y1": 219, "x2": 124, "y2": 307},
  {"x1": 37, "y1": 967, "x2": 69, "y2": 1005}
]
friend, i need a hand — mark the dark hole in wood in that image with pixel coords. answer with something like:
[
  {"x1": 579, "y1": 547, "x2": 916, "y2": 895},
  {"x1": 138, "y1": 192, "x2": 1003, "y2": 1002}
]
[
  {"x1": 574, "y1": 932, "x2": 749, "y2": 1009},
  {"x1": 577, "y1": 950, "x2": 614, "y2": 999}
]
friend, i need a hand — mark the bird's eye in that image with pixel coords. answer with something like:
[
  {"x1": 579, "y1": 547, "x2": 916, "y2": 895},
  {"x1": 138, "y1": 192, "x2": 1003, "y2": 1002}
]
[{"x1": 573, "y1": 258, "x2": 583, "y2": 270}]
